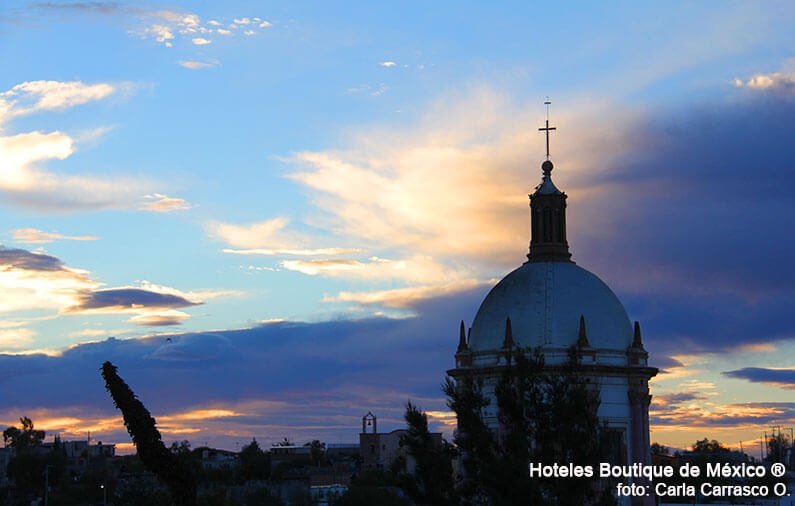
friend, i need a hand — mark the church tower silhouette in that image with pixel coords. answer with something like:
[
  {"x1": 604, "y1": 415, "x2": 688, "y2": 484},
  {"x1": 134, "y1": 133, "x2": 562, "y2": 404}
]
[{"x1": 448, "y1": 103, "x2": 657, "y2": 506}]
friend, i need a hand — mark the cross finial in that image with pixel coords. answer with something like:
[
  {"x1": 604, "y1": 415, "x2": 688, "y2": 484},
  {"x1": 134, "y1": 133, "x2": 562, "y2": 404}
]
[{"x1": 538, "y1": 98, "x2": 556, "y2": 160}]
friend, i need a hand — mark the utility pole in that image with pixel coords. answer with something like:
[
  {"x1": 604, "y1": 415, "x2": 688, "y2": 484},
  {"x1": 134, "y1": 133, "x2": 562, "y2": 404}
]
[
  {"x1": 44, "y1": 464, "x2": 51, "y2": 506},
  {"x1": 761, "y1": 433, "x2": 765, "y2": 461}
]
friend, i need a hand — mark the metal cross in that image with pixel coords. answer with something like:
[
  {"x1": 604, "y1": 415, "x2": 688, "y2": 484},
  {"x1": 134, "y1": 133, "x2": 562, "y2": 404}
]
[{"x1": 538, "y1": 99, "x2": 556, "y2": 159}]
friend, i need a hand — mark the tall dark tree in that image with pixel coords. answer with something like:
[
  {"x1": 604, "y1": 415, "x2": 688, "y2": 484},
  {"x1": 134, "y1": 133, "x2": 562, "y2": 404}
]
[
  {"x1": 239, "y1": 438, "x2": 270, "y2": 481},
  {"x1": 524, "y1": 348, "x2": 616, "y2": 506},
  {"x1": 445, "y1": 347, "x2": 617, "y2": 506},
  {"x1": 399, "y1": 402, "x2": 457, "y2": 506},
  {"x1": 101, "y1": 361, "x2": 197, "y2": 506},
  {"x1": 489, "y1": 348, "x2": 542, "y2": 505},
  {"x1": 443, "y1": 375, "x2": 494, "y2": 505}
]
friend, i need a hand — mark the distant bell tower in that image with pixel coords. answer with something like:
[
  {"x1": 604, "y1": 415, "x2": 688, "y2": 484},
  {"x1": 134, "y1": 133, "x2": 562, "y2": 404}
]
[{"x1": 362, "y1": 411, "x2": 377, "y2": 434}]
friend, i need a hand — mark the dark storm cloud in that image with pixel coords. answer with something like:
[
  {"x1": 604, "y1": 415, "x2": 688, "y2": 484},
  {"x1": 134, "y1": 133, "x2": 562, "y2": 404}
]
[
  {"x1": 67, "y1": 288, "x2": 200, "y2": 312},
  {"x1": 149, "y1": 334, "x2": 233, "y2": 361},
  {"x1": 722, "y1": 367, "x2": 795, "y2": 389},
  {"x1": 569, "y1": 90, "x2": 795, "y2": 362},
  {"x1": 0, "y1": 288, "x2": 482, "y2": 441}
]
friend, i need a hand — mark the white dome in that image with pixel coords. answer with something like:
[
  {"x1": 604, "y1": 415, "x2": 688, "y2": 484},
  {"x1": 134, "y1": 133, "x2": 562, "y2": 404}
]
[{"x1": 469, "y1": 262, "x2": 632, "y2": 352}]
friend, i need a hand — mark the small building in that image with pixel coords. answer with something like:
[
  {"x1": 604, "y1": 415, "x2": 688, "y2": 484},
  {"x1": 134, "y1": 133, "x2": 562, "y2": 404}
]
[
  {"x1": 269, "y1": 445, "x2": 312, "y2": 468},
  {"x1": 200, "y1": 448, "x2": 237, "y2": 471},
  {"x1": 311, "y1": 484, "x2": 347, "y2": 506},
  {"x1": 325, "y1": 443, "x2": 359, "y2": 459},
  {"x1": 41, "y1": 438, "x2": 116, "y2": 475},
  {"x1": 359, "y1": 412, "x2": 442, "y2": 473}
]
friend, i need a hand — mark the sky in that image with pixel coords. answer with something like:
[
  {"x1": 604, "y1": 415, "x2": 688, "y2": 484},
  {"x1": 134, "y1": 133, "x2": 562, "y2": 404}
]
[{"x1": 0, "y1": 1, "x2": 794, "y2": 455}]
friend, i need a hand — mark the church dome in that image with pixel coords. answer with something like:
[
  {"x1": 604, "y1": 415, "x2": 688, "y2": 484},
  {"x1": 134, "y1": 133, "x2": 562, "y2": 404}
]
[{"x1": 469, "y1": 261, "x2": 633, "y2": 352}]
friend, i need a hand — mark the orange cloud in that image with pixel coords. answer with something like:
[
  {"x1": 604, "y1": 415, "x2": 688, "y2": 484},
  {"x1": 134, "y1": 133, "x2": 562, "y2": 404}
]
[
  {"x1": 139, "y1": 193, "x2": 191, "y2": 212},
  {"x1": 324, "y1": 279, "x2": 488, "y2": 309},
  {"x1": 10, "y1": 228, "x2": 99, "y2": 244}
]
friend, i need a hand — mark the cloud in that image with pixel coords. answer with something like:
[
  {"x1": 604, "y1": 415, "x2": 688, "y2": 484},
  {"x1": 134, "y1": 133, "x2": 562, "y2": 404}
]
[
  {"x1": 651, "y1": 400, "x2": 795, "y2": 430},
  {"x1": 129, "y1": 10, "x2": 272, "y2": 52},
  {"x1": 0, "y1": 130, "x2": 73, "y2": 189},
  {"x1": 131, "y1": 11, "x2": 199, "y2": 46},
  {"x1": 283, "y1": 255, "x2": 480, "y2": 289},
  {"x1": 253, "y1": 83, "x2": 795, "y2": 368},
  {"x1": 380, "y1": 61, "x2": 396, "y2": 67},
  {"x1": 285, "y1": 88, "x2": 536, "y2": 266},
  {"x1": 722, "y1": 367, "x2": 795, "y2": 390},
  {"x1": 223, "y1": 247, "x2": 362, "y2": 257},
  {"x1": 31, "y1": 2, "x2": 126, "y2": 15},
  {"x1": 0, "y1": 288, "x2": 478, "y2": 448},
  {"x1": 0, "y1": 245, "x2": 202, "y2": 333},
  {"x1": 0, "y1": 80, "x2": 117, "y2": 121},
  {"x1": 733, "y1": 72, "x2": 795, "y2": 93},
  {"x1": 178, "y1": 60, "x2": 218, "y2": 70},
  {"x1": 67, "y1": 288, "x2": 200, "y2": 313},
  {"x1": 324, "y1": 279, "x2": 487, "y2": 309},
  {"x1": 652, "y1": 391, "x2": 710, "y2": 408},
  {"x1": 0, "y1": 325, "x2": 36, "y2": 350},
  {"x1": 207, "y1": 217, "x2": 291, "y2": 249},
  {"x1": 10, "y1": 228, "x2": 99, "y2": 244},
  {"x1": 281, "y1": 259, "x2": 363, "y2": 276},
  {"x1": 158, "y1": 408, "x2": 242, "y2": 423},
  {"x1": 207, "y1": 218, "x2": 353, "y2": 258},
  {"x1": 148, "y1": 333, "x2": 233, "y2": 361},
  {"x1": 211, "y1": 216, "x2": 484, "y2": 308},
  {"x1": 558, "y1": 89, "x2": 795, "y2": 363},
  {"x1": 0, "y1": 246, "x2": 99, "y2": 314},
  {"x1": 0, "y1": 80, "x2": 158, "y2": 212},
  {"x1": 139, "y1": 193, "x2": 191, "y2": 212},
  {"x1": 370, "y1": 83, "x2": 388, "y2": 96},
  {"x1": 126, "y1": 310, "x2": 191, "y2": 327},
  {"x1": 280, "y1": 82, "x2": 793, "y2": 311},
  {"x1": 0, "y1": 130, "x2": 150, "y2": 210},
  {"x1": 141, "y1": 24, "x2": 174, "y2": 46}
]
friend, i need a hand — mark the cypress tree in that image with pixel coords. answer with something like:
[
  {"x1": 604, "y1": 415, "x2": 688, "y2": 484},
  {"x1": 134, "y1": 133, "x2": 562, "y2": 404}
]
[{"x1": 101, "y1": 361, "x2": 197, "y2": 506}]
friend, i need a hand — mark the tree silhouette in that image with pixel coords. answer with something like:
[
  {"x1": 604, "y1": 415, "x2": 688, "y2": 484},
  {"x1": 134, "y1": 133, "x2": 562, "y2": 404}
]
[
  {"x1": 239, "y1": 438, "x2": 270, "y2": 481},
  {"x1": 446, "y1": 347, "x2": 617, "y2": 505},
  {"x1": 399, "y1": 402, "x2": 457, "y2": 506},
  {"x1": 443, "y1": 374, "x2": 493, "y2": 505},
  {"x1": 101, "y1": 361, "x2": 197, "y2": 506},
  {"x1": 3, "y1": 416, "x2": 45, "y2": 450}
]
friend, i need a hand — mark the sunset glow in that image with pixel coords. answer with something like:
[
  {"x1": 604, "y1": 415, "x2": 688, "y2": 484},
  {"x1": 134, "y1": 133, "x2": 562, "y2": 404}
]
[{"x1": 1, "y1": 1, "x2": 794, "y2": 455}]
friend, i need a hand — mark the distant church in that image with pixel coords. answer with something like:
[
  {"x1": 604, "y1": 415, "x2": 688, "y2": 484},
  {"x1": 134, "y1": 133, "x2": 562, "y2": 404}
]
[{"x1": 448, "y1": 110, "x2": 657, "y2": 506}]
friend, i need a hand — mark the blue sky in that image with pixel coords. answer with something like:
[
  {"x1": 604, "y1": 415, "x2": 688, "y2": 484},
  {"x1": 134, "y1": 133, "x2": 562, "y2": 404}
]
[{"x1": 1, "y1": 1, "x2": 794, "y2": 453}]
